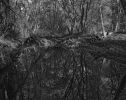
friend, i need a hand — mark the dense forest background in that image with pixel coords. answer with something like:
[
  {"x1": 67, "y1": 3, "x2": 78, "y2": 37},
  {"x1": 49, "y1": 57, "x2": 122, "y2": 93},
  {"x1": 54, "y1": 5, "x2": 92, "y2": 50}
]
[{"x1": 0, "y1": 0, "x2": 126, "y2": 100}]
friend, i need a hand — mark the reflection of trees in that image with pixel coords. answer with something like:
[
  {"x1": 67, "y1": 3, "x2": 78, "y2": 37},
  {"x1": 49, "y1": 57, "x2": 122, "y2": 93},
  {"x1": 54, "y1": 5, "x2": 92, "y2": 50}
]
[{"x1": 0, "y1": 31, "x2": 126, "y2": 100}]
